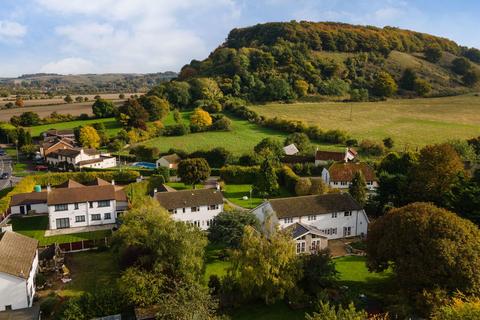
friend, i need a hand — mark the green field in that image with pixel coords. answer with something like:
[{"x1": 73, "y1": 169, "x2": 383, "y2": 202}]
[
  {"x1": 11, "y1": 215, "x2": 112, "y2": 246},
  {"x1": 250, "y1": 93, "x2": 480, "y2": 150},
  {"x1": 28, "y1": 117, "x2": 121, "y2": 137}
]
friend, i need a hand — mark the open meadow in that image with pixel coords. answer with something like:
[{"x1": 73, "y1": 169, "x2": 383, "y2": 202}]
[{"x1": 250, "y1": 93, "x2": 480, "y2": 150}]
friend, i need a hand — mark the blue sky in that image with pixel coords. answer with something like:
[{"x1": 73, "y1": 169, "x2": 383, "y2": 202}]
[{"x1": 0, "y1": 0, "x2": 478, "y2": 77}]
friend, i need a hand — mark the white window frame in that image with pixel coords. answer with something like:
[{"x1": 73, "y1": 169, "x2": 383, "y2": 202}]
[
  {"x1": 91, "y1": 214, "x2": 101, "y2": 221},
  {"x1": 54, "y1": 204, "x2": 68, "y2": 212}
]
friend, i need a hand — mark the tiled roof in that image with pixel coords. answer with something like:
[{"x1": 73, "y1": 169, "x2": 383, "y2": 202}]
[
  {"x1": 11, "y1": 191, "x2": 47, "y2": 206},
  {"x1": 281, "y1": 155, "x2": 315, "y2": 164},
  {"x1": 155, "y1": 188, "x2": 223, "y2": 210},
  {"x1": 328, "y1": 162, "x2": 377, "y2": 182},
  {"x1": 0, "y1": 231, "x2": 38, "y2": 279},
  {"x1": 51, "y1": 148, "x2": 81, "y2": 157},
  {"x1": 268, "y1": 193, "x2": 363, "y2": 219},
  {"x1": 160, "y1": 153, "x2": 181, "y2": 164},
  {"x1": 315, "y1": 150, "x2": 345, "y2": 161}
]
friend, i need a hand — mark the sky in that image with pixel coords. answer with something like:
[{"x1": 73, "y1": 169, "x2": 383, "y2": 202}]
[{"x1": 0, "y1": 0, "x2": 479, "y2": 77}]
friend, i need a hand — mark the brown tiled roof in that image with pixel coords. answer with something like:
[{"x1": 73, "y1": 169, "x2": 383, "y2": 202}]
[
  {"x1": 161, "y1": 153, "x2": 181, "y2": 164},
  {"x1": 268, "y1": 193, "x2": 363, "y2": 219},
  {"x1": 95, "y1": 178, "x2": 110, "y2": 186},
  {"x1": 281, "y1": 155, "x2": 315, "y2": 164},
  {"x1": 155, "y1": 188, "x2": 223, "y2": 210},
  {"x1": 47, "y1": 185, "x2": 117, "y2": 205},
  {"x1": 84, "y1": 148, "x2": 100, "y2": 156},
  {"x1": 11, "y1": 191, "x2": 47, "y2": 206},
  {"x1": 328, "y1": 162, "x2": 377, "y2": 182},
  {"x1": 115, "y1": 190, "x2": 128, "y2": 202},
  {"x1": 57, "y1": 179, "x2": 85, "y2": 189},
  {"x1": 41, "y1": 138, "x2": 75, "y2": 150},
  {"x1": 51, "y1": 148, "x2": 80, "y2": 157},
  {"x1": 77, "y1": 158, "x2": 104, "y2": 166},
  {"x1": 0, "y1": 231, "x2": 38, "y2": 279},
  {"x1": 315, "y1": 150, "x2": 345, "y2": 161}
]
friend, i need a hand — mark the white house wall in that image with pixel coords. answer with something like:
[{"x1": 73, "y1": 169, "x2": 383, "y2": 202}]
[
  {"x1": 10, "y1": 203, "x2": 48, "y2": 215},
  {"x1": 48, "y1": 200, "x2": 117, "y2": 230},
  {"x1": 170, "y1": 204, "x2": 223, "y2": 230}
]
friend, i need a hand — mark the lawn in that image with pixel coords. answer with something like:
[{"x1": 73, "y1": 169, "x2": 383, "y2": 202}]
[
  {"x1": 61, "y1": 250, "x2": 120, "y2": 297},
  {"x1": 204, "y1": 244, "x2": 230, "y2": 283},
  {"x1": 28, "y1": 117, "x2": 121, "y2": 137},
  {"x1": 141, "y1": 114, "x2": 343, "y2": 156},
  {"x1": 11, "y1": 215, "x2": 112, "y2": 246},
  {"x1": 250, "y1": 93, "x2": 480, "y2": 150},
  {"x1": 223, "y1": 184, "x2": 292, "y2": 209}
]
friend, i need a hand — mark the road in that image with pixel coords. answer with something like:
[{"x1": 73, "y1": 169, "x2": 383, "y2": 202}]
[{"x1": 0, "y1": 155, "x2": 14, "y2": 190}]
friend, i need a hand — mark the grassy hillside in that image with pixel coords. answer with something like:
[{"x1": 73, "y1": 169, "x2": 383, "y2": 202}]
[{"x1": 250, "y1": 93, "x2": 480, "y2": 149}]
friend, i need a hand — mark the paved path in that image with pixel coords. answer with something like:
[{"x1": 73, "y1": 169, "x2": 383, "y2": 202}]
[{"x1": 44, "y1": 224, "x2": 115, "y2": 237}]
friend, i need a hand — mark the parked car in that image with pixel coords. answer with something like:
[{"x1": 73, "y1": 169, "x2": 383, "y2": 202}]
[
  {"x1": 1, "y1": 172, "x2": 9, "y2": 179},
  {"x1": 35, "y1": 165, "x2": 48, "y2": 171}
]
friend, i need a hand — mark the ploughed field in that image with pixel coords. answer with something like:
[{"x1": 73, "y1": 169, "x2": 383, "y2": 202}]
[{"x1": 250, "y1": 93, "x2": 480, "y2": 149}]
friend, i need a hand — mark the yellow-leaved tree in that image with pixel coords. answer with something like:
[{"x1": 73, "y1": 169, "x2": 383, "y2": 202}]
[
  {"x1": 79, "y1": 125, "x2": 100, "y2": 149},
  {"x1": 190, "y1": 108, "x2": 212, "y2": 128}
]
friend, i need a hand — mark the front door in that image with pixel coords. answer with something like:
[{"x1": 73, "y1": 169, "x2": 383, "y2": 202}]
[
  {"x1": 56, "y1": 218, "x2": 70, "y2": 229},
  {"x1": 20, "y1": 206, "x2": 25, "y2": 214}
]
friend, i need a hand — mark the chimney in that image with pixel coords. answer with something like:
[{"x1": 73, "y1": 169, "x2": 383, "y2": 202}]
[
  {"x1": 111, "y1": 179, "x2": 115, "y2": 186},
  {"x1": 47, "y1": 184, "x2": 51, "y2": 192},
  {"x1": 344, "y1": 148, "x2": 349, "y2": 163}
]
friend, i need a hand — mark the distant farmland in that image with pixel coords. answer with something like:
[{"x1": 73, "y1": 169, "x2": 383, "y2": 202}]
[{"x1": 250, "y1": 93, "x2": 480, "y2": 150}]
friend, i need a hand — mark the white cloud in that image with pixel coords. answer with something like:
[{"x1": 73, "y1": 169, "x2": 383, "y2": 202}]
[
  {"x1": 40, "y1": 57, "x2": 94, "y2": 74},
  {"x1": 0, "y1": 20, "x2": 27, "y2": 42},
  {"x1": 34, "y1": 0, "x2": 241, "y2": 73}
]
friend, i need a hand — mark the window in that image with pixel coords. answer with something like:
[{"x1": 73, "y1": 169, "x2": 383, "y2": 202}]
[
  {"x1": 344, "y1": 211, "x2": 352, "y2": 217},
  {"x1": 74, "y1": 203, "x2": 79, "y2": 210},
  {"x1": 367, "y1": 181, "x2": 373, "y2": 185},
  {"x1": 91, "y1": 214, "x2": 101, "y2": 221},
  {"x1": 307, "y1": 215, "x2": 316, "y2": 221},
  {"x1": 54, "y1": 204, "x2": 68, "y2": 211},
  {"x1": 331, "y1": 212, "x2": 338, "y2": 218},
  {"x1": 5, "y1": 305, "x2": 12, "y2": 311},
  {"x1": 284, "y1": 217, "x2": 293, "y2": 224},
  {"x1": 75, "y1": 216, "x2": 85, "y2": 223},
  {"x1": 98, "y1": 200, "x2": 110, "y2": 208},
  {"x1": 191, "y1": 207, "x2": 199, "y2": 212},
  {"x1": 343, "y1": 226, "x2": 352, "y2": 237},
  {"x1": 182, "y1": 208, "x2": 186, "y2": 213},
  {"x1": 104, "y1": 213, "x2": 111, "y2": 220},
  {"x1": 208, "y1": 204, "x2": 219, "y2": 210},
  {"x1": 56, "y1": 218, "x2": 70, "y2": 229},
  {"x1": 341, "y1": 181, "x2": 348, "y2": 186},
  {"x1": 296, "y1": 241, "x2": 306, "y2": 253},
  {"x1": 89, "y1": 202, "x2": 93, "y2": 208},
  {"x1": 168, "y1": 209, "x2": 174, "y2": 214}
]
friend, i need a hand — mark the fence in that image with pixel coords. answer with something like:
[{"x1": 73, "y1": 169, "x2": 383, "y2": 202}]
[{"x1": 39, "y1": 237, "x2": 111, "y2": 253}]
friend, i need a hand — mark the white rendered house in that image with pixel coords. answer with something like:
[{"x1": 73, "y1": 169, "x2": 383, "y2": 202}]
[
  {"x1": 10, "y1": 179, "x2": 128, "y2": 230},
  {"x1": 322, "y1": 162, "x2": 378, "y2": 191},
  {"x1": 154, "y1": 188, "x2": 224, "y2": 230},
  {"x1": 156, "y1": 153, "x2": 181, "y2": 169},
  {"x1": 251, "y1": 193, "x2": 369, "y2": 240},
  {"x1": 0, "y1": 231, "x2": 38, "y2": 311},
  {"x1": 46, "y1": 148, "x2": 117, "y2": 169}
]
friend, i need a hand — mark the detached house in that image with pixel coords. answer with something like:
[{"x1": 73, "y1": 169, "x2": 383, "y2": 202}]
[
  {"x1": 322, "y1": 162, "x2": 378, "y2": 191},
  {"x1": 155, "y1": 188, "x2": 223, "y2": 230},
  {"x1": 46, "y1": 148, "x2": 117, "y2": 169},
  {"x1": 156, "y1": 154, "x2": 181, "y2": 169},
  {"x1": 10, "y1": 179, "x2": 127, "y2": 230},
  {"x1": 0, "y1": 231, "x2": 38, "y2": 311},
  {"x1": 251, "y1": 193, "x2": 369, "y2": 239},
  {"x1": 39, "y1": 137, "x2": 76, "y2": 157}
]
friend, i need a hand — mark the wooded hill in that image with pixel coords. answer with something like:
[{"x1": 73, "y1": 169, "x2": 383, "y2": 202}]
[{"x1": 178, "y1": 21, "x2": 480, "y2": 101}]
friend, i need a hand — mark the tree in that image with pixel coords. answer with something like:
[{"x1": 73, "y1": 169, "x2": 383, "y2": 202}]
[
  {"x1": 116, "y1": 99, "x2": 149, "y2": 130},
  {"x1": 305, "y1": 302, "x2": 368, "y2": 320},
  {"x1": 161, "y1": 81, "x2": 191, "y2": 109},
  {"x1": 349, "y1": 171, "x2": 367, "y2": 206},
  {"x1": 462, "y1": 70, "x2": 480, "y2": 87},
  {"x1": 294, "y1": 79, "x2": 309, "y2": 97},
  {"x1": 424, "y1": 45, "x2": 442, "y2": 63},
  {"x1": 177, "y1": 158, "x2": 211, "y2": 187},
  {"x1": 432, "y1": 295, "x2": 480, "y2": 320},
  {"x1": 79, "y1": 126, "x2": 100, "y2": 149},
  {"x1": 189, "y1": 77, "x2": 223, "y2": 101},
  {"x1": 372, "y1": 71, "x2": 397, "y2": 97},
  {"x1": 298, "y1": 250, "x2": 338, "y2": 296},
  {"x1": 92, "y1": 98, "x2": 116, "y2": 118},
  {"x1": 254, "y1": 156, "x2": 279, "y2": 196},
  {"x1": 254, "y1": 138, "x2": 283, "y2": 159},
  {"x1": 414, "y1": 78, "x2": 432, "y2": 96},
  {"x1": 18, "y1": 112, "x2": 41, "y2": 126},
  {"x1": 309, "y1": 178, "x2": 328, "y2": 195},
  {"x1": 190, "y1": 108, "x2": 212, "y2": 129},
  {"x1": 208, "y1": 211, "x2": 259, "y2": 247},
  {"x1": 173, "y1": 109, "x2": 181, "y2": 123},
  {"x1": 64, "y1": 95, "x2": 73, "y2": 103},
  {"x1": 115, "y1": 200, "x2": 208, "y2": 306},
  {"x1": 408, "y1": 143, "x2": 464, "y2": 205},
  {"x1": 229, "y1": 225, "x2": 301, "y2": 305},
  {"x1": 367, "y1": 203, "x2": 480, "y2": 296},
  {"x1": 284, "y1": 132, "x2": 310, "y2": 153},
  {"x1": 295, "y1": 178, "x2": 312, "y2": 196},
  {"x1": 15, "y1": 97, "x2": 24, "y2": 108},
  {"x1": 382, "y1": 137, "x2": 394, "y2": 149},
  {"x1": 139, "y1": 95, "x2": 170, "y2": 121},
  {"x1": 451, "y1": 57, "x2": 471, "y2": 75},
  {"x1": 211, "y1": 116, "x2": 232, "y2": 131},
  {"x1": 400, "y1": 68, "x2": 417, "y2": 90}
]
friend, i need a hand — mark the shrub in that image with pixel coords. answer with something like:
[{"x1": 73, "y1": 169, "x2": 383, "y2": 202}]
[
  {"x1": 295, "y1": 178, "x2": 312, "y2": 196},
  {"x1": 163, "y1": 124, "x2": 189, "y2": 136},
  {"x1": 219, "y1": 165, "x2": 259, "y2": 184},
  {"x1": 211, "y1": 116, "x2": 232, "y2": 131},
  {"x1": 359, "y1": 139, "x2": 385, "y2": 156},
  {"x1": 280, "y1": 166, "x2": 300, "y2": 193}
]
